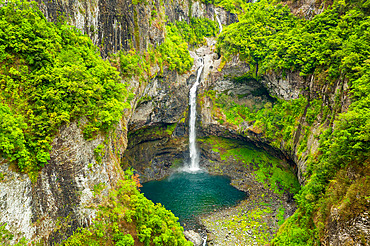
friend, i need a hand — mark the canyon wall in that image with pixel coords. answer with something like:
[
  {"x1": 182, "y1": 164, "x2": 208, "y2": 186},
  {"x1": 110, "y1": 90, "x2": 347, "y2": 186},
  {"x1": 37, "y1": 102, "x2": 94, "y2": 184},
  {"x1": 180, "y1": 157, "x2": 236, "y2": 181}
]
[
  {"x1": 34, "y1": 0, "x2": 236, "y2": 57},
  {"x1": 1, "y1": 0, "x2": 368, "y2": 245},
  {"x1": 0, "y1": 120, "x2": 126, "y2": 243}
]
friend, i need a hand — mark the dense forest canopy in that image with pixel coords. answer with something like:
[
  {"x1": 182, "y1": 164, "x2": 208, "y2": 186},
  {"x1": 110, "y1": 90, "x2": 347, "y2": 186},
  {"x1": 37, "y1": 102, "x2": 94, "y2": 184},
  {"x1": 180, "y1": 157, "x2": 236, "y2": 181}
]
[{"x1": 0, "y1": 0, "x2": 130, "y2": 178}]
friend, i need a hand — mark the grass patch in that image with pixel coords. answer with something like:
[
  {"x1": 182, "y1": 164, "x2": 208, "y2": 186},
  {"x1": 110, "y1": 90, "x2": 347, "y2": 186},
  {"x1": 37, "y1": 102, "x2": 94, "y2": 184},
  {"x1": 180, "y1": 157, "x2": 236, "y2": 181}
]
[{"x1": 200, "y1": 136, "x2": 300, "y2": 195}]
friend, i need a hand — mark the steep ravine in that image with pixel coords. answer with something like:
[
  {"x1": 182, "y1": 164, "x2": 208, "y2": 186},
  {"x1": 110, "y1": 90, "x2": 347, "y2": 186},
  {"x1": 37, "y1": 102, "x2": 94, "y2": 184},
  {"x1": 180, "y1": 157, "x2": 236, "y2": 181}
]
[
  {"x1": 134, "y1": 2, "x2": 370, "y2": 245},
  {"x1": 1, "y1": 0, "x2": 368, "y2": 245},
  {"x1": 122, "y1": 8, "x2": 366, "y2": 244}
]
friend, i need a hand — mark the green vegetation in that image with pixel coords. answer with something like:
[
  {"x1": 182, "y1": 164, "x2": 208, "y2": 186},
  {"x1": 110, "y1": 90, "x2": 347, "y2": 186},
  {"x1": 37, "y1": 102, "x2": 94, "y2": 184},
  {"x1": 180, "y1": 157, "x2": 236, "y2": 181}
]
[
  {"x1": 218, "y1": 0, "x2": 370, "y2": 82},
  {"x1": 117, "y1": 23, "x2": 193, "y2": 78},
  {"x1": 0, "y1": 223, "x2": 27, "y2": 246},
  {"x1": 159, "y1": 24, "x2": 194, "y2": 74},
  {"x1": 217, "y1": 0, "x2": 300, "y2": 78},
  {"x1": 93, "y1": 144, "x2": 105, "y2": 164},
  {"x1": 200, "y1": 0, "x2": 245, "y2": 13},
  {"x1": 165, "y1": 123, "x2": 177, "y2": 135},
  {"x1": 216, "y1": 0, "x2": 370, "y2": 244},
  {"x1": 204, "y1": 89, "x2": 316, "y2": 151},
  {"x1": 118, "y1": 48, "x2": 151, "y2": 79},
  {"x1": 0, "y1": 0, "x2": 131, "y2": 176},
  {"x1": 93, "y1": 182, "x2": 106, "y2": 196},
  {"x1": 200, "y1": 136, "x2": 300, "y2": 195},
  {"x1": 228, "y1": 206, "x2": 273, "y2": 244},
  {"x1": 61, "y1": 169, "x2": 192, "y2": 246},
  {"x1": 176, "y1": 17, "x2": 219, "y2": 46},
  {"x1": 276, "y1": 206, "x2": 285, "y2": 227},
  {"x1": 253, "y1": 158, "x2": 300, "y2": 195}
]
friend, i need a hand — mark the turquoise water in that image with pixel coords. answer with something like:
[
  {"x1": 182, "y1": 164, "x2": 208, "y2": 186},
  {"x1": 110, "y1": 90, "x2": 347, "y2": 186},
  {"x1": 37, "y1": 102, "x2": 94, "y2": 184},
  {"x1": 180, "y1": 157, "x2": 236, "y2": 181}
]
[{"x1": 141, "y1": 171, "x2": 247, "y2": 229}]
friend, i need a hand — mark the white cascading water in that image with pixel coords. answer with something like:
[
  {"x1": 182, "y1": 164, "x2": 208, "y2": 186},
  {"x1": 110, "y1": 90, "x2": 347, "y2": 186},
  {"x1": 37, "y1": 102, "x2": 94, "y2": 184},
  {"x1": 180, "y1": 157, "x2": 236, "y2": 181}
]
[
  {"x1": 188, "y1": 58, "x2": 204, "y2": 171},
  {"x1": 215, "y1": 10, "x2": 222, "y2": 34}
]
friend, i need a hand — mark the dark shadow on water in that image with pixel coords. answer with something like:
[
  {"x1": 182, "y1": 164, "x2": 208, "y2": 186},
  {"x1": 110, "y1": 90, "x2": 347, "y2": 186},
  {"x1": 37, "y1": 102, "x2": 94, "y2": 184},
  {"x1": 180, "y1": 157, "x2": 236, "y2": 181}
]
[{"x1": 141, "y1": 171, "x2": 247, "y2": 230}]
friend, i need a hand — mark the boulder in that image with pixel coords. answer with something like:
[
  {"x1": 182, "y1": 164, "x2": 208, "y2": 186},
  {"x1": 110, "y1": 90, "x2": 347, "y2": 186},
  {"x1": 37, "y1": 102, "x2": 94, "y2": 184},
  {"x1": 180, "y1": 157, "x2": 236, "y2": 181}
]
[{"x1": 184, "y1": 230, "x2": 203, "y2": 246}]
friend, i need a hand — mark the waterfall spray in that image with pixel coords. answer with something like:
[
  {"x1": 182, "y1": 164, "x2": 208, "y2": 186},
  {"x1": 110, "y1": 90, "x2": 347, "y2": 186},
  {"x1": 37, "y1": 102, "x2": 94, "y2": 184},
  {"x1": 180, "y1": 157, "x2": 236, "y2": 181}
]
[{"x1": 188, "y1": 58, "x2": 204, "y2": 171}]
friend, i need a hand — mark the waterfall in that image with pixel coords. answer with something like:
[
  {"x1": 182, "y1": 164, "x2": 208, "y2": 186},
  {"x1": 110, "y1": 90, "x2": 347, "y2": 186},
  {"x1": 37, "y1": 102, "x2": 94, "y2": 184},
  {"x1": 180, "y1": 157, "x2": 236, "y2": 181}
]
[
  {"x1": 215, "y1": 10, "x2": 222, "y2": 34},
  {"x1": 188, "y1": 58, "x2": 204, "y2": 171}
]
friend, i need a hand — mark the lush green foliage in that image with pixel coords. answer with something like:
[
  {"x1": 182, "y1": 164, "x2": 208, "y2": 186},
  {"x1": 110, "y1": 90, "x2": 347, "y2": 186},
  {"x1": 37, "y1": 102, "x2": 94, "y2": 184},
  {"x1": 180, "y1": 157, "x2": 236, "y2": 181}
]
[
  {"x1": 0, "y1": 223, "x2": 27, "y2": 246},
  {"x1": 118, "y1": 24, "x2": 193, "y2": 77},
  {"x1": 159, "y1": 24, "x2": 194, "y2": 74},
  {"x1": 118, "y1": 48, "x2": 151, "y2": 79},
  {"x1": 217, "y1": 0, "x2": 300, "y2": 78},
  {"x1": 203, "y1": 89, "x2": 318, "y2": 151},
  {"x1": 218, "y1": 0, "x2": 370, "y2": 80},
  {"x1": 200, "y1": 136, "x2": 300, "y2": 195},
  {"x1": 0, "y1": 103, "x2": 29, "y2": 169},
  {"x1": 175, "y1": 17, "x2": 219, "y2": 46},
  {"x1": 61, "y1": 169, "x2": 192, "y2": 246},
  {"x1": 0, "y1": 0, "x2": 131, "y2": 175},
  {"x1": 216, "y1": 0, "x2": 370, "y2": 244},
  {"x1": 273, "y1": 210, "x2": 319, "y2": 246},
  {"x1": 200, "y1": 0, "x2": 245, "y2": 13}
]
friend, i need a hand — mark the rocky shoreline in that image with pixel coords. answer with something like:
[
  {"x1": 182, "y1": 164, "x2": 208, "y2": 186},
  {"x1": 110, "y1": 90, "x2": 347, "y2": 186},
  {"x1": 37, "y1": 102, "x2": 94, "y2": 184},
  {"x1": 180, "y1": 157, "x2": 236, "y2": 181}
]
[{"x1": 200, "y1": 154, "x2": 296, "y2": 246}]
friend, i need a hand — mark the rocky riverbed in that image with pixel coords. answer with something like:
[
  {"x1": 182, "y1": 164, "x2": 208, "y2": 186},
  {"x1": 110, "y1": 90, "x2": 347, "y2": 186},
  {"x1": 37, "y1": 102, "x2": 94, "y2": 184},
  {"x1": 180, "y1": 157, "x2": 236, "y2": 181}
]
[{"x1": 200, "y1": 178, "x2": 296, "y2": 246}]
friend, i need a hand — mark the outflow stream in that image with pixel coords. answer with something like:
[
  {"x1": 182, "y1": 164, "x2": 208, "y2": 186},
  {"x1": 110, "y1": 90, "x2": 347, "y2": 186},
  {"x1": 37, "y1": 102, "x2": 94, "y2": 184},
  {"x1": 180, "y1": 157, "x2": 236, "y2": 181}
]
[{"x1": 188, "y1": 57, "x2": 204, "y2": 171}]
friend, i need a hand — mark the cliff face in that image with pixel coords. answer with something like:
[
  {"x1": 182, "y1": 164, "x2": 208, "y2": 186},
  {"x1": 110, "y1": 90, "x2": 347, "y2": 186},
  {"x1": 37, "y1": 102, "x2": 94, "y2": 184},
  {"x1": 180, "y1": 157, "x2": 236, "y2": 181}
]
[
  {"x1": 261, "y1": 71, "x2": 350, "y2": 182},
  {"x1": 36, "y1": 0, "x2": 133, "y2": 57},
  {"x1": 122, "y1": 63, "x2": 196, "y2": 182},
  {"x1": 282, "y1": 0, "x2": 327, "y2": 19},
  {"x1": 0, "y1": 120, "x2": 126, "y2": 244},
  {"x1": 35, "y1": 0, "x2": 236, "y2": 57}
]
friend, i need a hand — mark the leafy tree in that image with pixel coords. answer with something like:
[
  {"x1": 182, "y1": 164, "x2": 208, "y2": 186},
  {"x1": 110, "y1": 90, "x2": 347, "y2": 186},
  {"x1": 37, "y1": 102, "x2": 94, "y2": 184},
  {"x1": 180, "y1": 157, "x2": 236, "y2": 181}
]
[
  {"x1": 0, "y1": 0, "x2": 131, "y2": 175},
  {"x1": 61, "y1": 169, "x2": 193, "y2": 246},
  {"x1": 176, "y1": 17, "x2": 219, "y2": 46}
]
